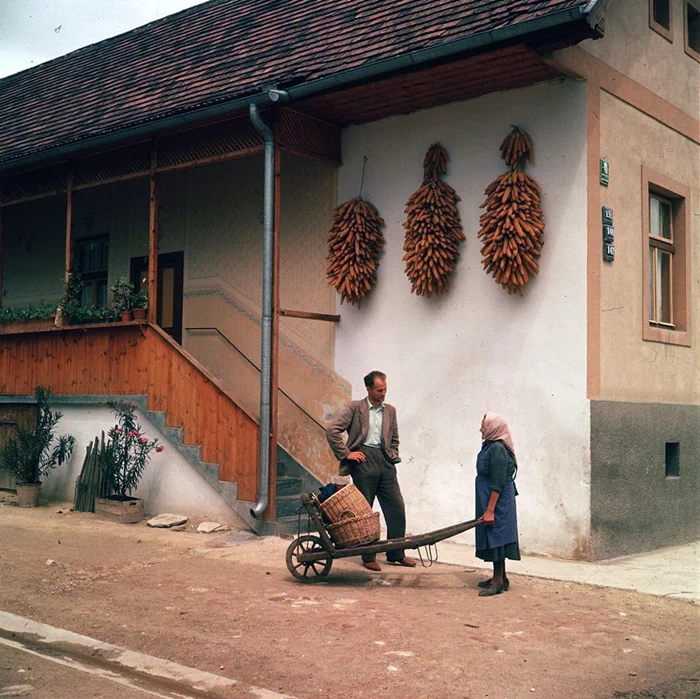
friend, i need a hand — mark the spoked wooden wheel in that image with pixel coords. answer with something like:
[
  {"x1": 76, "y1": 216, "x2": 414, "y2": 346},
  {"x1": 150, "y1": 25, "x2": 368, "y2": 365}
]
[{"x1": 285, "y1": 535, "x2": 332, "y2": 583}]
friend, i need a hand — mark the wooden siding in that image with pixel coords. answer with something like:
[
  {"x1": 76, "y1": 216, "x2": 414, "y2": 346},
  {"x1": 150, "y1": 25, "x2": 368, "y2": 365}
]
[{"x1": 0, "y1": 322, "x2": 259, "y2": 501}]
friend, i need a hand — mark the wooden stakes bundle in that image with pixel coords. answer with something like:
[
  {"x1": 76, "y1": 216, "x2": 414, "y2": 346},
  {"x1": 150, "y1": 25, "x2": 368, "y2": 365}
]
[
  {"x1": 326, "y1": 197, "x2": 385, "y2": 306},
  {"x1": 478, "y1": 126, "x2": 545, "y2": 296},
  {"x1": 403, "y1": 143, "x2": 465, "y2": 297},
  {"x1": 74, "y1": 433, "x2": 111, "y2": 512}
]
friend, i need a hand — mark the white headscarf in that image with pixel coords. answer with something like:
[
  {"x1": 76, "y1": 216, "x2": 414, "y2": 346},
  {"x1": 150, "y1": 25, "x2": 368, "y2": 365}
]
[{"x1": 481, "y1": 412, "x2": 517, "y2": 463}]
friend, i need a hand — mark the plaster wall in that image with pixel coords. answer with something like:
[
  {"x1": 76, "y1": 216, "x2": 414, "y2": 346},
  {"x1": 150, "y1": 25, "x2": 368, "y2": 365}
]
[
  {"x1": 2, "y1": 197, "x2": 65, "y2": 307},
  {"x1": 580, "y1": 0, "x2": 700, "y2": 119},
  {"x1": 335, "y1": 80, "x2": 591, "y2": 558},
  {"x1": 598, "y1": 92, "x2": 699, "y2": 404},
  {"x1": 40, "y1": 404, "x2": 243, "y2": 523}
]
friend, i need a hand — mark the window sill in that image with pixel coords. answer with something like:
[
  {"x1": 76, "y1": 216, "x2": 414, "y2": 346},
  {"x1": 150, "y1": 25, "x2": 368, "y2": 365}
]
[
  {"x1": 650, "y1": 20, "x2": 674, "y2": 43},
  {"x1": 643, "y1": 324, "x2": 691, "y2": 346}
]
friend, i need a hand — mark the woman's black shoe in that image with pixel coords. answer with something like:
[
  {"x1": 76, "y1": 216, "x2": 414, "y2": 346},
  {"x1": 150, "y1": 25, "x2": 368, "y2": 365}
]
[{"x1": 477, "y1": 577, "x2": 509, "y2": 591}]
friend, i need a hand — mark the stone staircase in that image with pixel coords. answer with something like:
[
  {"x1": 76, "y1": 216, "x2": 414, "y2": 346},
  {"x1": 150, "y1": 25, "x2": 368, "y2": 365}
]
[
  {"x1": 275, "y1": 446, "x2": 323, "y2": 536},
  {"x1": 145, "y1": 407, "x2": 323, "y2": 535}
]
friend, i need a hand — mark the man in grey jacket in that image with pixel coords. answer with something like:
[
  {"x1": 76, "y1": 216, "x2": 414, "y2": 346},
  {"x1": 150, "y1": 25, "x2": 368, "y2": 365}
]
[{"x1": 325, "y1": 370, "x2": 416, "y2": 572}]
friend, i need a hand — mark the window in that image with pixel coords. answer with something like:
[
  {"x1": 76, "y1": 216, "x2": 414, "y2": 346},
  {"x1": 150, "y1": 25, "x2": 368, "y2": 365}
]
[
  {"x1": 686, "y1": 0, "x2": 700, "y2": 61},
  {"x1": 665, "y1": 442, "x2": 680, "y2": 478},
  {"x1": 648, "y1": 194, "x2": 674, "y2": 326},
  {"x1": 650, "y1": 0, "x2": 673, "y2": 41},
  {"x1": 76, "y1": 237, "x2": 109, "y2": 307},
  {"x1": 642, "y1": 168, "x2": 691, "y2": 346}
]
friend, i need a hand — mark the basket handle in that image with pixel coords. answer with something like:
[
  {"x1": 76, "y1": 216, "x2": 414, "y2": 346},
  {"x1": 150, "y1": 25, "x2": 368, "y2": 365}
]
[{"x1": 337, "y1": 509, "x2": 355, "y2": 522}]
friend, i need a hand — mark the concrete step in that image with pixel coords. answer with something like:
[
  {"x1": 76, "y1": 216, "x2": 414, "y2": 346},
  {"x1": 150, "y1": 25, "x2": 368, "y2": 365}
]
[
  {"x1": 276, "y1": 494, "x2": 305, "y2": 519},
  {"x1": 276, "y1": 476, "x2": 303, "y2": 497}
]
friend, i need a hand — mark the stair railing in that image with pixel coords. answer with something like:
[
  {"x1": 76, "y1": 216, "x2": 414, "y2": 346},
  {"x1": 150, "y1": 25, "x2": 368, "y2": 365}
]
[{"x1": 185, "y1": 326, "x2": 326, "y2": 433}]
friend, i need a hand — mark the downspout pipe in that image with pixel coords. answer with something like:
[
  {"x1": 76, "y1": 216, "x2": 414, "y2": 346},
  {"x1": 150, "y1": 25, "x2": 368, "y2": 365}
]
[
  {"x1": 248, "y1": 94, "x2": 286, "y2": 520},
  {"x1": 0, "y1": 4, "x2": 601, "y2": 174}
]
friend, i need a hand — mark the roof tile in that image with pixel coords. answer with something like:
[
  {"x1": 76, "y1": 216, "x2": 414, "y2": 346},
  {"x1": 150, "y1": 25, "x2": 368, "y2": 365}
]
[{"x1": 0, "y1": 0, "x2": 589, "y2": 165}]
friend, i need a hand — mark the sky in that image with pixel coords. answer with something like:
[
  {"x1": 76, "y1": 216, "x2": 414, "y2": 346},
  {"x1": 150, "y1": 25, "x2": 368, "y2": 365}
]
[{"x1": 0, "y1": 0, "x2": 209, "y2": 78}]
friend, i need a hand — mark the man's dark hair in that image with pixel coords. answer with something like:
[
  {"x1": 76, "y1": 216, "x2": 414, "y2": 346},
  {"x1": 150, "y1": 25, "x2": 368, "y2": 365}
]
[{"x1": 364, "y1": 370, "x2": 386, "y2": 388}]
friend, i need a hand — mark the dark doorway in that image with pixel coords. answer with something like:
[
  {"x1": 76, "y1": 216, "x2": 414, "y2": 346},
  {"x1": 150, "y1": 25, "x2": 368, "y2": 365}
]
[{"x1": 130, "y1": 251, "x2": 184, "y2": 344}]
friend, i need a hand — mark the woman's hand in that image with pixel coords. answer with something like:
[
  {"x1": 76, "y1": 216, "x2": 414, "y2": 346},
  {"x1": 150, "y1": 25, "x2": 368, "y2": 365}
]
[{"x1": 482, "y1": 509, "x2": 495, "y2": 526}]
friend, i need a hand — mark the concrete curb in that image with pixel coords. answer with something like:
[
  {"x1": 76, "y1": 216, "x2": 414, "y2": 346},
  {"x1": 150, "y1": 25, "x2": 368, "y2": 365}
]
[{"x1": 0, "y1": 611, "x2": 296, "y2": 698}]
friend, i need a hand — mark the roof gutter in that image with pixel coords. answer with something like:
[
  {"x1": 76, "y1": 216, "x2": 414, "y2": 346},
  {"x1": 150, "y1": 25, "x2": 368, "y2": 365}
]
[{"x1": 0, "y1": 3, "x2": 601, "y2": 174}]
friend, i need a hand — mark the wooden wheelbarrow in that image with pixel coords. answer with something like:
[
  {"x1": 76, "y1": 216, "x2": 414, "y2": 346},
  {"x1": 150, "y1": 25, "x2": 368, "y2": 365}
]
[{"x1": 285, "y1": 492, "x2": 480, "y2": 583}]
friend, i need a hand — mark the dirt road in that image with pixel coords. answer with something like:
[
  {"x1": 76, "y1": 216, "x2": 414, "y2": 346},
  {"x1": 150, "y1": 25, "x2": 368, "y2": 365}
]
[{"x1": 1, "y1": 504, "x2": 698, "y2": 699}]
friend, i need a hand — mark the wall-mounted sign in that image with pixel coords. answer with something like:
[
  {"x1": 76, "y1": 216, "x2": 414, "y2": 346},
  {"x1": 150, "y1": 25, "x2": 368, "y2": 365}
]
[
  {"x1": 600, "y1": 159, "x2": 610, "y2": 187},
  {"x1": 602, "y1": 206, "x2": 613, "y2": 225},
  {"x1": 603, "y1": 225, "x2": 615, "y2": 243},
  {"x1": 603, "y1": 243, "x2": 615, "y2": 262}
]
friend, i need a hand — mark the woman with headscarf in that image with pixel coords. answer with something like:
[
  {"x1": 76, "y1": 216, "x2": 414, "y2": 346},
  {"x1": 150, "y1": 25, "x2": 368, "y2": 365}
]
[{"x1": 475, "y1": 412, "x2": 520, "y2": 596}]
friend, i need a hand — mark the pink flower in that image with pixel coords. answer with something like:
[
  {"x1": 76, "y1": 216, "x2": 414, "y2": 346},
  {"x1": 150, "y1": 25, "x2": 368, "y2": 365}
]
[
  {"x1": 130, "y1": 403, "x2": 137, "y2": 409},
  {"x1": 113, "y1": 428, "x2": 121, "y2": 435},
  {"x1": 155, "y1": 444, "x2": 164, "y2": 453},
  {"x1": 140, "y1": 436, "x2": 148, "y2": 444},
  {"x1": 128, "y1": 430, "x2": 135, "y2": 437}
]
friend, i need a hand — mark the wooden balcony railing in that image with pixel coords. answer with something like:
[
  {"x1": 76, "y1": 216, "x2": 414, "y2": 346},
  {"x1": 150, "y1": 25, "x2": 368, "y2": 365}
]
[{"x1": 0, "y1": 321, "x2": 260, "y2": 501}]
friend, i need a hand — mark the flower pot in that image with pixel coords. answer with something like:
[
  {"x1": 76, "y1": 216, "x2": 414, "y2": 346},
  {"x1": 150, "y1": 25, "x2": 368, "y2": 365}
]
[
  {"x1": 15, "y1": 482, "x2": 41, "y2": 508},
  {"x1": 120, "y1": 311, "x2": 134, "y2": 322},
  {"x1": 132, "y1": 308, "x2": 147, "y2": 321},
  {"x1": 95, "y1": 496, "x2": 144, "y2": 524}
]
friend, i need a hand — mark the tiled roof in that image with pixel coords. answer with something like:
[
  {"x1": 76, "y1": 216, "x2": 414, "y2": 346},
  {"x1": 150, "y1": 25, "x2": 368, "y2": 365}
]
[{"x1": 0, "y1": 0, "x2": 594, "y2": 166}]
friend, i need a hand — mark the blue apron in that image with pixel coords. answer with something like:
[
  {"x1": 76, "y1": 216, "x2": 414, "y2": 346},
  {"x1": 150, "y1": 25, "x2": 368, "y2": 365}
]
[{"x1": 475, "y1": 442, "x2": 518, "y2": 551}]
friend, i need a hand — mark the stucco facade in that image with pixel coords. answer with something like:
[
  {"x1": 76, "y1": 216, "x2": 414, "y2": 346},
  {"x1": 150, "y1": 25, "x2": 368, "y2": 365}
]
[{"x1": 335, "y1": 80, "x2": 591, "y2": 558}]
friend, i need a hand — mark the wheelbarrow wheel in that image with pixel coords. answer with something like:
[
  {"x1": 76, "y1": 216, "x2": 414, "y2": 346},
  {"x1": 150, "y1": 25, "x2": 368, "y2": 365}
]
[{"x1": 286, "y1": 535, "x2": 332, "y2": 583}]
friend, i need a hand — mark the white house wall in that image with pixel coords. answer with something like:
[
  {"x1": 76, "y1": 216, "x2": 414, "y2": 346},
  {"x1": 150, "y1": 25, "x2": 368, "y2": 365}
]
[{"x1": 335, "y1": 80, "x2": 590, "y2": 558}]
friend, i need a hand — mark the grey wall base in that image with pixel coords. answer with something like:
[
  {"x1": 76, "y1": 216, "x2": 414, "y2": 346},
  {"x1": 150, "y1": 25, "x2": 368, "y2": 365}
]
[{"x1": 590, "y1": 400, "x2": 700, "y2": 560}]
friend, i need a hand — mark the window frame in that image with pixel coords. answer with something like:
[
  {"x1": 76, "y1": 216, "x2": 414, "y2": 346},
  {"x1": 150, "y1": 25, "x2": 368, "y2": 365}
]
[
  {"x1": 648, "y1": 193, "x2": 675, "y2": 327},
  {"x1": 75, "y1": 235, "x2": 110, "y2": 308},
  {"x1": 685, "y1": 0, "x2": 700, "y2": 63},
  {"x1": 641, "y1": 168, "x2": 691, "y2": 347},
  {"x1": 650, "y1": 0, "x2": 674, "y2": 42}
]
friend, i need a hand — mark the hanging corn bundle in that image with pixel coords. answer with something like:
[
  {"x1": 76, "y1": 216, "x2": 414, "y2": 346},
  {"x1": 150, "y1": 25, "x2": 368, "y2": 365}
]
[
  {"x1": 478, "y1": 126, "x2": 544, "y2": 296},
  {"x1": 403, "y1": 143, "x2": 465, "y2": 297},
  {"x1": 326, "y1": 196, "x2": 385, "y2": 307}
]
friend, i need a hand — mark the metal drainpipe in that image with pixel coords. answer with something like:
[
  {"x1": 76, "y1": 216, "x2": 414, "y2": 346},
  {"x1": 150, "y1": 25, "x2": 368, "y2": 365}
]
[{"x1": 249, "y1": 93, "x2": 286, "y2": 520}]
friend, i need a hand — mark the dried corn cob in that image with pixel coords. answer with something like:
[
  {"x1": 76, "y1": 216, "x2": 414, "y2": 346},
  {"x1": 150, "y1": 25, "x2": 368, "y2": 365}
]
[
  {"x1": 403, "y1": 143, "x2": 465, "y2": 297},
  {"x1": 478, "y1": 127, "x2": 544, "y2": 296},
  {"x1": 326, "y1": 197, "x2": 385, "y2": 306}
]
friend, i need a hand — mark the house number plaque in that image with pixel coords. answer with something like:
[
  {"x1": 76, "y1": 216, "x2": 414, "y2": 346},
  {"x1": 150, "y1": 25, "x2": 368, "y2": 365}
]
[{"x1": 602, "y1": 207, "x2": 615, "y2": 262}]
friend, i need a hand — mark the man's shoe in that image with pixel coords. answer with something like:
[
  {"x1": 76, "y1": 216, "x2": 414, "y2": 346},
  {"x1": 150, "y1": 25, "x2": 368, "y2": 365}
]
[
  {"x1": 391, "y1": 557, "x2": 417, "y2": 568},
  {"x1": 363, "y1": 561, "x2": 382, "y2": 572}
]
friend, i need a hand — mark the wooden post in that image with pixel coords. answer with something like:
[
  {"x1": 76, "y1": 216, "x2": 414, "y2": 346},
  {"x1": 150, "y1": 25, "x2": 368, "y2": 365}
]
[
  {"x1": 64, "y1": 165, "x2": 74, "y2": 284},
  {"x1": 266, "y1": 138, "x2": 282, "y2": 521},
  {"x1": 148, "y1": 140, "x2": 159, "y2": 324}
]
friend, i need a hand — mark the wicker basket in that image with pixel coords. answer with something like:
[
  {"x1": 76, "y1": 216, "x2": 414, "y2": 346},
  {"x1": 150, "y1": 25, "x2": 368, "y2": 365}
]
[
  {"x1": 320, "y1": 484, "x2": 373, "y2": 524},
  {"x1": 327, "y1": 511, "x2": 381, "y2": 549}
]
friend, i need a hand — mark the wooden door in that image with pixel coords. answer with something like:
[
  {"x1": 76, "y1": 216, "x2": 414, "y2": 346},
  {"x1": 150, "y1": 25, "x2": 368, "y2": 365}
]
[{"x1": 130, "y1": 252, "x2": 184, "y2": 343}]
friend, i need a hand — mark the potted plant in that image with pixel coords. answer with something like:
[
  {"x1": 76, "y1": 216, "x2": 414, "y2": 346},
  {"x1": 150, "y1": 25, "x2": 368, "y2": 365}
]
[
  {"x1": 94, "y1": 401, "x2": 163, "y2": 523},
  {"x1": 0, "y1": 387, "x2": 76, "y2": 507},
  {"x1": 111, "y1": 278, "x2": 134, "y2": 322},
  {"x1": 132, "y1": 289, "x2": 148, "y2": 321},
  {"x1": 58, "y1": 271, "x2": 119, "y2": 326}
]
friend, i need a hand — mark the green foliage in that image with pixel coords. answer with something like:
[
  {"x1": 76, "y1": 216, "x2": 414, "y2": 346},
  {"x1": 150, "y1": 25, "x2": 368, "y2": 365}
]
[
  {"x1": 102, "y1": 401, "x2": 162, "y2": 499},
  {"x1": 132, "y1": 288, "x2": 148, "y2": 310},
  {"x1": 110, "y1": 278, "x2": 135, "y2": 313},
  {"x1": 0, "y1": 303, "x2": 56, "y2": 326},
  {"x1": 0, "y1": 387, "x2": 76, "y2": 484},
  {"x1": 59, "y1": 271, "x2": 119, "y2": 325}
]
